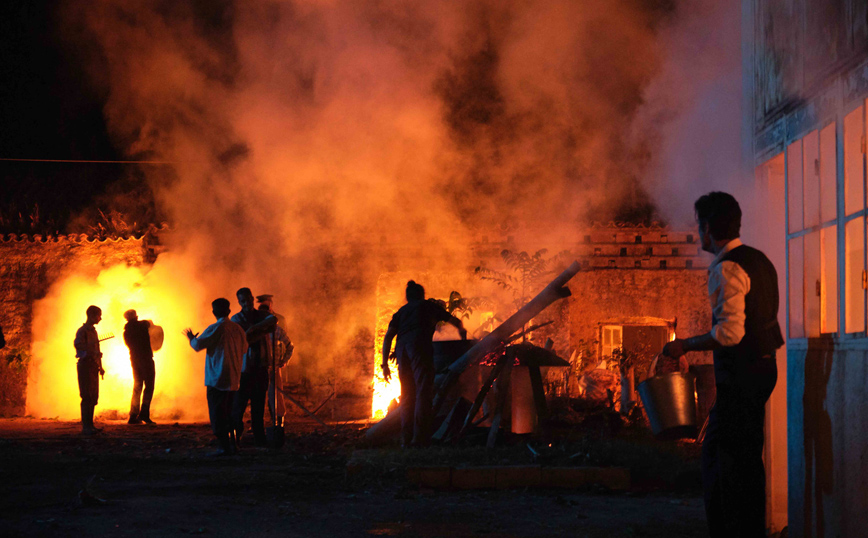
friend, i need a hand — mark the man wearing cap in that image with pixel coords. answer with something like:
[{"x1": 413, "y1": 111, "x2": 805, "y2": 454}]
[
  {"x1": 256, "y1": 294, "x2": 294, "y2": 427},
  {"x1": 123, "y1": 309, "x2": 156, "y2": 425}
]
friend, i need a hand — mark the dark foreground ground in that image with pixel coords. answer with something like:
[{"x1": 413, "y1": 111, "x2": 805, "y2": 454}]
[{"x1": 0, "y1": 418, "x2": 709, "y2": 538}]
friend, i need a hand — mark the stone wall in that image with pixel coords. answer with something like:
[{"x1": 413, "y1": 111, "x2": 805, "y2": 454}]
[
  {"x1": 567, "y1": 268, "x2": 712, "y2": 367},
  {"x1": 0, "y1": 233, "x2": 147, "y2": 416}
]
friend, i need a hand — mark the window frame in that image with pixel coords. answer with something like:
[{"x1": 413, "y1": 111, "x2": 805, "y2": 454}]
[{"x1": 784, "y1": 118, "x2": 846, "y2": 340}]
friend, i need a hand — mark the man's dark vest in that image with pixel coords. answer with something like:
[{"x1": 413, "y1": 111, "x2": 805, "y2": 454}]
[{"x1": 712, "y1": 245, "x2": 785, "y2": 384}]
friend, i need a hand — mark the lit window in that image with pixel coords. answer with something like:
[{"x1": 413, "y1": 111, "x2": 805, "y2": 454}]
[
  {"x1": 601, "y1": 325, "x2": 622, "y2": 362},
  {"x1": 844, "y1": 104, "x2": 865, "y2": 216},
  {"x1": 789, "y1": 237, "x2": 805, "y2": 338},
  {"x1": 786, "y1": 122, "x2": 838, "y2": 337},
  {"x1": 845, "y1": 217, "x2": 865, "y2": 333},
  {"x1": 803, "y1": 130, "x2": 821, "y2": 228},
  {"x1": 821, "y1": 226, "x2": 838, "y2": 334},
  {"x1": 788, "y1": 139, "x2": 804, "y2": 233},
  {"x1": 820, "y1": 124, "x2": 836, "y2": 223}
]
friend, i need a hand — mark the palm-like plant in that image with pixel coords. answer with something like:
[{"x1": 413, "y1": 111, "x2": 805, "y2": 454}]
[
  {"x1": 475, "y1": 249, "x2": 571, "y2": 342},
  {"x1": 475, "y1": 249, "x2": 572, "y2": 312}
]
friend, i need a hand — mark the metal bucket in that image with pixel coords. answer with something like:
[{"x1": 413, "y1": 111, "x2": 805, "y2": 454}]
[{"x1": 637, "y1": 371, "x2": 698, "y2": 440}]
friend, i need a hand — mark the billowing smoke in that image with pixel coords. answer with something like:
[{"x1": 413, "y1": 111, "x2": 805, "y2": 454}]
[
  {"x1": 632, "y1": 0, "x2": 743, "y2": 227},
  {"x1": 30, "y1": 0, "x2": 744, "y2": 418}
]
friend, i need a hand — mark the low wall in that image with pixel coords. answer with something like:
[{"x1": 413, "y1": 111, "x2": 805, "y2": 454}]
[{"x1": 0, "y1": 233, "x2": 148, "y2": 416}]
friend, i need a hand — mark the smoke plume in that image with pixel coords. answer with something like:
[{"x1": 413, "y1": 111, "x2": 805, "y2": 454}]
[{"x1": 28, "y1": 0, "x2": 749, "y2": 418}]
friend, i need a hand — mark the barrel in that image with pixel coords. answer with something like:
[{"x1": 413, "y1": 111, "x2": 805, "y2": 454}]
[
  {"x1": 432, "y1": 340, "x2": 478, "y2": 372},
  {"x1": 637, "y1": 371, "x2": 698, "y2": 440}
]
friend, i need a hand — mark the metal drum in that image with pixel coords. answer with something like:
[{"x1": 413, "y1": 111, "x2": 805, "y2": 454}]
[
  {"x1": 637, "y1": 371, "x2": 698, "y2": 440},
  {"x1": 432, "y1": 339, "x2": 477, "y2": 372}
]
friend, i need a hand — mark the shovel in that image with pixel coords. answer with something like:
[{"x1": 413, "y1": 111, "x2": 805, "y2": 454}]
[{"x1": 266, "y1": 326, "x2": 285, "y2": 449}]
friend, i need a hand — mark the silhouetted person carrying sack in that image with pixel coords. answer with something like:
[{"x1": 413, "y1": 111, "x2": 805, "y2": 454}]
[
  {"x1": 123, "y1": 309, "x2": 157, "y2": 424},
  {"x1": 74, "y1": 305, "x2": 105, "y2": 435},
  {"x1": 382, "y1": 281, "x2": 466, "y2": 448}
]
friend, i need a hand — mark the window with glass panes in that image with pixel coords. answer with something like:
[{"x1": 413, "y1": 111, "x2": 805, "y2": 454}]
[
  {"x1": 601, "y1": 325, "x2": 622, "y2": 363},
  {"x1": 843, "y1": 103, "x2": 867, "y2": 335},
  {"x1": 786, "y1": 122, "x2": 839, "y2": 337}
]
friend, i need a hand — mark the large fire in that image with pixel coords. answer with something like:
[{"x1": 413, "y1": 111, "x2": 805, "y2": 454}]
[
  {"x1": 27, "y1": 259, "x2": 211, "y2": 421},
  {"x1": 370, "y1": 299, "x2": 494, "y2": 419}
]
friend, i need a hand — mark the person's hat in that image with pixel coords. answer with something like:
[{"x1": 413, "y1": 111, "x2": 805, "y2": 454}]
[{"x1": 256, "y1": 294, "x2": 274, "y2": 303}]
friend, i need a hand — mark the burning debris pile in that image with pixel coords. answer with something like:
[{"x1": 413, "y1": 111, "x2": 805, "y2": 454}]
[{"x1": 368, "y1": 261, "x2": 580, "y2": 446}]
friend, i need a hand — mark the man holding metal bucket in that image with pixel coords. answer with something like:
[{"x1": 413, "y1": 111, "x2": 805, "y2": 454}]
[{"x1": 662, "y1": 192, "x2": 783, "y2": 538}]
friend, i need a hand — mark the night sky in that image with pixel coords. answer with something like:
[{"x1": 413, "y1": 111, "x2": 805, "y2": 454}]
[
  {"x1": 1, "y1": 1, "x2": 673, "y2": 235},
  {"x1": 0, "y1": 1, "x2": 146, "y2": 234}
]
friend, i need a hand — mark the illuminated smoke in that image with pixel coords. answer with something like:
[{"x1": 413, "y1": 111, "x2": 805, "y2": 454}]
[
  {"x1": 28, "y1": 256, "x2": 212, "y2": 420},
  {"x1": 27, "y1": 0, "x2": 737, "y2": 418}
]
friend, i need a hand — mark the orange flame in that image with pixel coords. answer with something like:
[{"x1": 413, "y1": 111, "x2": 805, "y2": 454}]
[{"x1": 28, "y1": 259, "x2": 211, "y2": 421}]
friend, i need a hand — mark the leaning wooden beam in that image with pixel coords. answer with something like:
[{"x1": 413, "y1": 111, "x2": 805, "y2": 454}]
[
  {"x1": 435, "y1": 261, "x2": 581, "y2": 404},
  {"x1": 457, "y1": 351, "x2": 511, "y2": 439},
  {"x1": 367, "y1": 261, "x2": 580, "y2": 444},
  {"x1": 486, "y1": 359, "x2": 513, "y2": 449}
]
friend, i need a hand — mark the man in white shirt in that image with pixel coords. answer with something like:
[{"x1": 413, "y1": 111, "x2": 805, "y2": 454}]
[
  {"x1": 185, "y1": 298, "x2": 248, "y2": 456},
  {"x1": 662, "y1": 192, "x2": 783, "y2": 538}
]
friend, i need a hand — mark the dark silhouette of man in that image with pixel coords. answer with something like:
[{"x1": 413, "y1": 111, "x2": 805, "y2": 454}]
[
  {"x1": 382, "y1": 281, "x2": 466, "y2": 447},
  {"x1": 123, "y1": 309, "x2": 156, "y2": 424},
  {"x1": 185, "y1": 298, "x2": 247, "y2": 456},
  {"x1": 231, "y1": 287, "x2": 277, "y2": 447},
  {"x1": 74, "y1": 305, "x2": 105, "y2": 435},
  {"x1": 662, "y1": 192, "x2": 783, "y2": 537}
]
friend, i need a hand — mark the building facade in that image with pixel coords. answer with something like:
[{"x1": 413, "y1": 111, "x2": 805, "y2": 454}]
[{"x1": 744, "y1": 1, "x2": 868, "y2": 535}]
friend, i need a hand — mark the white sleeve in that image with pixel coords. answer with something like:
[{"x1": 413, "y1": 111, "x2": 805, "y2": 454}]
[
  {"x1": 710, "y1": 260, "x2": 751, "y2": 346},
  {"x1": 190, "y1": 322, "x2": 221, "y2": 352}
]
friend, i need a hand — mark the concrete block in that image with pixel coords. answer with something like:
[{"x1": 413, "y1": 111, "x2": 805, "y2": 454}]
[
  {"x1": 495, "y1": 465, "x2": 541, "y2": 489},
  {"x1": 451, "y1": 466, "x2": 497, "y2": 489},
  {"x1": 590, "y1": 467, "x2": 630, "y2": 490},
  {"x1": 540, "y1": 466, "x2": 630, "y2": 490},
  {"x1": 407, "y1": 466, "x2": 451, "y2": 488}
]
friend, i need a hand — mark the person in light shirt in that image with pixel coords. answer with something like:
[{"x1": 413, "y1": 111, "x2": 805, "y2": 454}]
[
  {"x1": 662, "y1": 192, "x2": 783, "y2": 538},
  {"x1": 185, "y1": 298, "x2": 248, "y2": 456}
]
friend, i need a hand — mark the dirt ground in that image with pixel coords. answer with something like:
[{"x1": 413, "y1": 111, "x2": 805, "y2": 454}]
[{"x1": 1, "y1": 418, "x2": 708, "y2": 538}]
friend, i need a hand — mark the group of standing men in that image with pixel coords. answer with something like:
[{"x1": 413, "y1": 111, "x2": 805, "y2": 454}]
[
  {"x1": 74, "y1": 288, "x2": 292, "y2": 450},
  {"x1": 185, "y1": 288, "x2": 292, "y2": 456},
  {"x1": 70, "y1": 191, "x2": 780, "y2": 536},
  {"x1": 74, "y1": 306, "x2": 157, "y2": 434}
]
